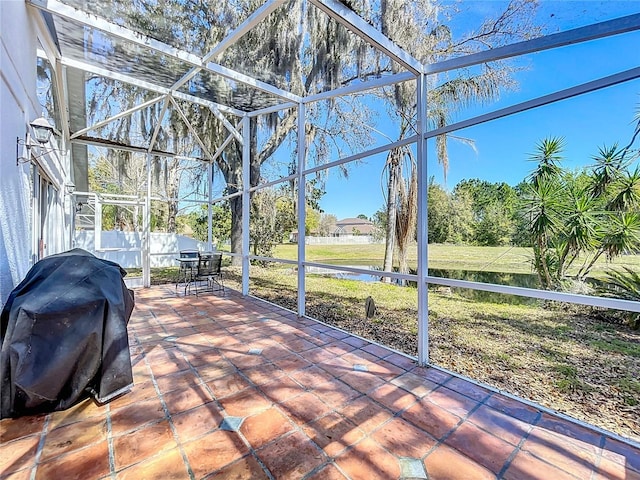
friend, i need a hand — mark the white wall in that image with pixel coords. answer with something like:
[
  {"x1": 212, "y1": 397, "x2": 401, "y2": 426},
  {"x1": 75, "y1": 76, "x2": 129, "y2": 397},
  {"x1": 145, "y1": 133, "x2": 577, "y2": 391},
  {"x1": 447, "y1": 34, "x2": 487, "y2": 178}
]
[
  {"x1": 0, "y1": 2, "x2": 70, "y2": 307},
  {"x1": 74, "y1": 231, "x2": 210, "y2": 269}
]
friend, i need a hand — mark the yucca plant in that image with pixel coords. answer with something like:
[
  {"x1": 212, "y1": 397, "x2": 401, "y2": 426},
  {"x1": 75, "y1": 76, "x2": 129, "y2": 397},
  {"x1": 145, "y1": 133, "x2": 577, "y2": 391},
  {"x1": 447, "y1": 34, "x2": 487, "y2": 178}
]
[{"x1": 598, "y1": 266, "x2": 640, "y2": 329}]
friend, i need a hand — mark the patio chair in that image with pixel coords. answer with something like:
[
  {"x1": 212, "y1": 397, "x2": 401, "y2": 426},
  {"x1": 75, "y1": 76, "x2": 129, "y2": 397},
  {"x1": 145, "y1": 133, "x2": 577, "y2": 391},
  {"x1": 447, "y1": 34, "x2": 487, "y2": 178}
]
[
  {"x1": 191, "y1": 252, "x2": 224, "y2": 295},
  {"x1": 176, "y1": 250, "x2": 199, "y2": 293}
]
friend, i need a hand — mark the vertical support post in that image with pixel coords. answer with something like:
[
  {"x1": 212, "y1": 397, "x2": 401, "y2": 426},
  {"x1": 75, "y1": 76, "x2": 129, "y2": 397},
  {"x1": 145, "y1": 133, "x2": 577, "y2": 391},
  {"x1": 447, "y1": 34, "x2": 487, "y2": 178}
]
[
  {"x1": 241, "y1": 116, "x2": 251, "y2": 295},
  {"x1": 416, "y1": 73, "x2": 429, "y2": 366},
  {"x1": 296, "y1": 102, "x2": 306, "y2": 318},
  {"x1": 207, "y1": 160, "x2": 213, "y2": 250},
  {"x1": 94, "y1": 194, "x2": 102, "y2": 251},
  {"x1": 143, "y1": 153, "x2": 151, "y2": 287}
]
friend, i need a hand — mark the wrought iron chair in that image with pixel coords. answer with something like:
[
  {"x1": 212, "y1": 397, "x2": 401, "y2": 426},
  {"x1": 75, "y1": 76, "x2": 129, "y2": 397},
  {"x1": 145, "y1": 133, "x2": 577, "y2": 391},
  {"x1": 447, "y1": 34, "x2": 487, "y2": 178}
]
[
  {"x1": 192, "y1": 252, "x2": 224, "y2": 295},
  {"x1": 176, "y1": 250, "x2": 199, "y2": 294}
]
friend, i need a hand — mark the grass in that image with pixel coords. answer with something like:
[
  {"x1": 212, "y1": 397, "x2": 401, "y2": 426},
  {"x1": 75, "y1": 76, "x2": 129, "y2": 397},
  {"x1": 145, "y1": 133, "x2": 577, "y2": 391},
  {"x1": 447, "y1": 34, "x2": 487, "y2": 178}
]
[{"x1": 271, "y1": 243, "x2": 640, "y2": 278}]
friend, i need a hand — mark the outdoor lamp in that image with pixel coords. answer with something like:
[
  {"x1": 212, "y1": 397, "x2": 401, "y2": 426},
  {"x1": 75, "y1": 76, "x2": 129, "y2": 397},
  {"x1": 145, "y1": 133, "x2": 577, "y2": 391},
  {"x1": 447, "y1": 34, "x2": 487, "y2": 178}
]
[
  {"x1": 16, "y1": 116, "x2": 57, "y2": 165},
  {"x1": 30, "y1": 117, "x2": 55, "y2": 144}
]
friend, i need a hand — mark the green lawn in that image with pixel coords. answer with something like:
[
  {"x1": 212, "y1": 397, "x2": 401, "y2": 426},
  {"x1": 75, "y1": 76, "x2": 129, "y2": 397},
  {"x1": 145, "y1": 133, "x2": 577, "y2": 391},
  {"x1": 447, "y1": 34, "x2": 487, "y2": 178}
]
[{"x1": 271, "y1": 243, "x2": 640, "y2": 278}]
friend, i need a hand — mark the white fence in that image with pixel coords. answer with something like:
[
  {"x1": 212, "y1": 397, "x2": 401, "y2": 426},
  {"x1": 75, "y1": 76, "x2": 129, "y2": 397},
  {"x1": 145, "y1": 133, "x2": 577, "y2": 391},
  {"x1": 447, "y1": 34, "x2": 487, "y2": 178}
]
[
  {"x1": 74, "y1": 231, "x2": 209, "y2": 268},
  {"x1": 304, "y1": 235, "x2": 381, "y2": 245}
]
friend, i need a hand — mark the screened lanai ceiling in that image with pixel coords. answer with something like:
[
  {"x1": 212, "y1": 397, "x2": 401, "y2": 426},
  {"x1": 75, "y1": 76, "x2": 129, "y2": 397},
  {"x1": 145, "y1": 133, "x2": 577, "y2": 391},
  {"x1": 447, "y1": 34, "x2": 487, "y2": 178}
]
[{"x1": 30, "y1": 0, "x2": 640, "y2": 160}]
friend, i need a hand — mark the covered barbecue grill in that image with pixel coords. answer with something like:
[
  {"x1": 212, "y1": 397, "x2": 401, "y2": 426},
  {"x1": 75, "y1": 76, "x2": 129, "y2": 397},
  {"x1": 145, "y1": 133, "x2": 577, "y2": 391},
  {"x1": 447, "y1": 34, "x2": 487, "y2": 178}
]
[{"x1": 1, "y1": 249, "x2": 135, "y2": 418}]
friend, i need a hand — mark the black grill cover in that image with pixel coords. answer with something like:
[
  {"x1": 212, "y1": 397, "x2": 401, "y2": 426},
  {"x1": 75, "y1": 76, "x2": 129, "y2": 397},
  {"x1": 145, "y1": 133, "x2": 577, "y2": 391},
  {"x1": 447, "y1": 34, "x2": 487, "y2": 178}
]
[{"x1": 1, "y1": 249, "x2": 135, "y2": 418}]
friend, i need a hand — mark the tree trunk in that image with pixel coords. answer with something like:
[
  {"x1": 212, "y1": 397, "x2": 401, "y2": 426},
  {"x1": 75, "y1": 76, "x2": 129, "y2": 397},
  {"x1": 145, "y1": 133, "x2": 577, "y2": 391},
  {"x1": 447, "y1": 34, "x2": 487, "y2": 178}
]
[{"x1": 382, "y1": 150, "x2": 401, "y2": 281}]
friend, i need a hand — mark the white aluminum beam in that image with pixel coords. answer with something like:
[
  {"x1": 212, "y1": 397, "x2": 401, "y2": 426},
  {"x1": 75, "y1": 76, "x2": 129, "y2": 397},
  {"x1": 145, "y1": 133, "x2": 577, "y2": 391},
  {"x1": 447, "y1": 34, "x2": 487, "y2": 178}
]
[
  {"x1": 416, "y1": 73, "x2": 429, "y2": 366},
  {"x1": 248, "y1": 102, "x2": 298, "y2": 118},
  {"x1": 204, "y1": 62, "x2": 302, "y2": 103},
  {"x1": 297, "y1": 102, "x2": 307, "y2": 317},
  {"x1": 208, "y1": 106, "x2": 243, "y2": 144},
  {"x1": 168, "y1": 96, "x2": 214, "y2": 160},
  {"x1": 147, "y1": 96, "x2": 171, "y2": 153},
  {"x1": 71, "y1": 95, "x2": 165, "y2": 139},
  {"x1": 425, "y1": 276, "x2": 640, "y2": 314},
  {"x1": 426, "y1": 67, "x2": 640, "y2": 139},
  {"x1": 302, "y1": 135, "x2": 418, "y2": 177},
  {"x1": 304, "y1": 71, "x2": 416, "y2": 105},
  {"x1": 59, "y1": 57, "x2": 244, "y2": 116},
  {"x1": 310, "y1": 0, "x2": 423, "y2": 75},
  {"x1": 426, "y1": 13, "x2": 640, "y2": 75},
  {"x1": 241, "y1": 116, "x2": 251, "y2": 295},
  {"x1": 173, "y1": 0, "x2": 285, "y2": 91}
]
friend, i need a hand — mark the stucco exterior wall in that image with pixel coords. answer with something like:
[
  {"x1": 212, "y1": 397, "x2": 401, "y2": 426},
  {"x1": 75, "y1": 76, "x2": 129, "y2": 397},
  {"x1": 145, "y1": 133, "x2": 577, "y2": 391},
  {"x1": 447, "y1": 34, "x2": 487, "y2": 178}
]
[{"x1": 0, "y1": 2, "x2": 70, "y2": 307}]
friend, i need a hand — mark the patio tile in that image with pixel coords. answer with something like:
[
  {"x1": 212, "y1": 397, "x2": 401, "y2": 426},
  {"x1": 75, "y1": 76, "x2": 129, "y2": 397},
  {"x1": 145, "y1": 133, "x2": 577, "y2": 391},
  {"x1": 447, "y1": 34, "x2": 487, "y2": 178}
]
[
  {"x1": 313, "y1": 379, "x2": 362, "y2": 409},
  {"x1": 303, "y1": 412, "x2": 366, "y2": 457},
  {"x1": 171, "y1": 402, "x2": 224, "y2": 443},
  {"x1": 255, "y1": 431, "x2": 328, "y2": 479},
  {"x1": 182, "y1": 430, "x2": 249, "y2": 478},
  {"x1": 594, "y1": 457, "x2": 640, "y2": 480},
  {"x1": 390, "y1": 371, "x2": 438, "y2": 398},
  {"x1": 371, "y1": 417, "x2": 437, "y2": 458},
  {"x1": 485, "y1": 393, "x2": 541, "y2": 424},
  {"x1": 423, "y1": 444, "x2": 496, "y2": 480},
  {"x1": 337, "y1": 397, "x2": 394, "y2": 433},
  {"x1": 521, "y1": 427, "x2": 599, "y2": 478},
  {"x1": 239, "y1": 407, "x2": 294, "y2": 448},
  {"x1": 108, "y1": 380, "x2": 157, "y2": 410},
  {"x1": 109, "y1": 397, "x2": 166, "y2": 435},
  {"x1": 444, "y1": 421, "x2": 516, "y2": 474},
  {"x1": 206, "y1": 455, "x2": 270, "y2": 479},
  {"x1": 361, "y1": 343, "x2": 391, "y2": 358},
  {"x1": 467, "y1": 404, "x2": 532, "y2": 446},
  {"x1": 602, "y1": 436, "x2": 640, "y2": 473},
  {"x1": 0, "y1": 414, "x2": 46, "y2": 443},
  {"x1": 154, "y1": 370, "x2": 199, "y2": 394},
  {"x1": 369, "y1": 383, "x2": 418, "y2": 411},
  {"x1": 502, "y1": 450, "x2": 580, "y2": 480},
  {"x1": 536, "y1": 412, "x2": 604, "y2": 448},
  {"x1": 339, "y1": 371, "x2": 386, "y2": 394},
  {"x1": 35, "y1": 440, "x2": 110, "y2": 480},
  {"x1": 6, "y1": 287, "x2": 640, "y2": 480},
  {"x1": 206, "y1": 372, "x2": 251, "y2": 399},
  {"x1": 0, "y1": 467, "x2": 32, "y2": 480},
  {"x1": 163, "y1": 384, "x2": 213, "y2": 414},
  {"x1": 412, "y1": 366, "x2": 453, "y2": 385},
  {"x1": 46, "y1": 399, "x2": 107, "y2": 430},
  {"x1": 334, "y1": 437, "x2": 401, "y2": 480},
  {"x1": 290, "y1": 365, "x2": 336, "y2": 389},
  {"x1": 280, "y1": 392, "x2": 333, "y2": 425},
  {"x1": 40, "y1": 416, "x2": 107, "y2": 461},
  {"x1": 426, "y1": 386, "x2": 480, "y2": 418},
  {"x1": 258, "y1": 376, "x2": 306, "y2": 404},
  {"x1": 112, "y1": 420, "x2": 177, "y2": 470},
  {"x1": 0, "y1": 434, "x2": 39, "y2": 475},
  {"x1": 444, "y1": 377, "x2": 492, "y2": 402},
  {"x1": 305, "y1": 463, "x2": 349, "y2": 480},
  {"x1": 116, "y1": 447, "x2": 190, "y2": 479},
  {"x1": 218, "y1": 387, "x2": 272, "y2": 416},
  {"x1": 401, "y1": 398, "x2": 462, "y2": 440},
  {"x1": 271, "y1": 353, "x2": 313, "y2": 373}
]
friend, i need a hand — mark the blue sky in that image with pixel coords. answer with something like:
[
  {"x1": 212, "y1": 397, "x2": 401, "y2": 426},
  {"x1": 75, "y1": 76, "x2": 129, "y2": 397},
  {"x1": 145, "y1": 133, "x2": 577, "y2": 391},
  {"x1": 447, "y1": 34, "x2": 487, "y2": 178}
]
[{"x1": 319, "y1": 1, "x2": 640, "y2": 220}]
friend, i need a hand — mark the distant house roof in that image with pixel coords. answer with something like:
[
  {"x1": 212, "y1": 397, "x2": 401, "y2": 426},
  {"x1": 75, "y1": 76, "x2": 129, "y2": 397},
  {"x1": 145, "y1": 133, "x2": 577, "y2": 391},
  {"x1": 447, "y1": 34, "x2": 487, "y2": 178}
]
[{"x1": 334, "y1": 217, "x2": 375, "y2": 235}]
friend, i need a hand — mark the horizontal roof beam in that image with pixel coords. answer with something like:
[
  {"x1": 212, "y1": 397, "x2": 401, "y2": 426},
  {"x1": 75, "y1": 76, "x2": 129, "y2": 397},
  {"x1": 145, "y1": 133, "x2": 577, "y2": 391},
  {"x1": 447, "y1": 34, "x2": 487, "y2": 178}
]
[
  {"x1": 426, "y1": 66, "x2": 640, "y2": 138},
  {"x1": 310, "y1": 0, "x2": 423, "y2": 75},
  {"x1": 426, "y1": 13, "x2": 640, "y2": 75},
  {"x1": 59, "y1": 57, "x2": 245, "y2": 116}
]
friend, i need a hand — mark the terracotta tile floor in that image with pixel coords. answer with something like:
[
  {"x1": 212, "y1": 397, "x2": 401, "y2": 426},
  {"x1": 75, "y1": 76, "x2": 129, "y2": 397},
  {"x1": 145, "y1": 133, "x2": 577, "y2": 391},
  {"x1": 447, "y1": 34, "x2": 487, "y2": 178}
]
[{"x1": 1, "y1": 285, "x2": 639, "y2": 480}]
